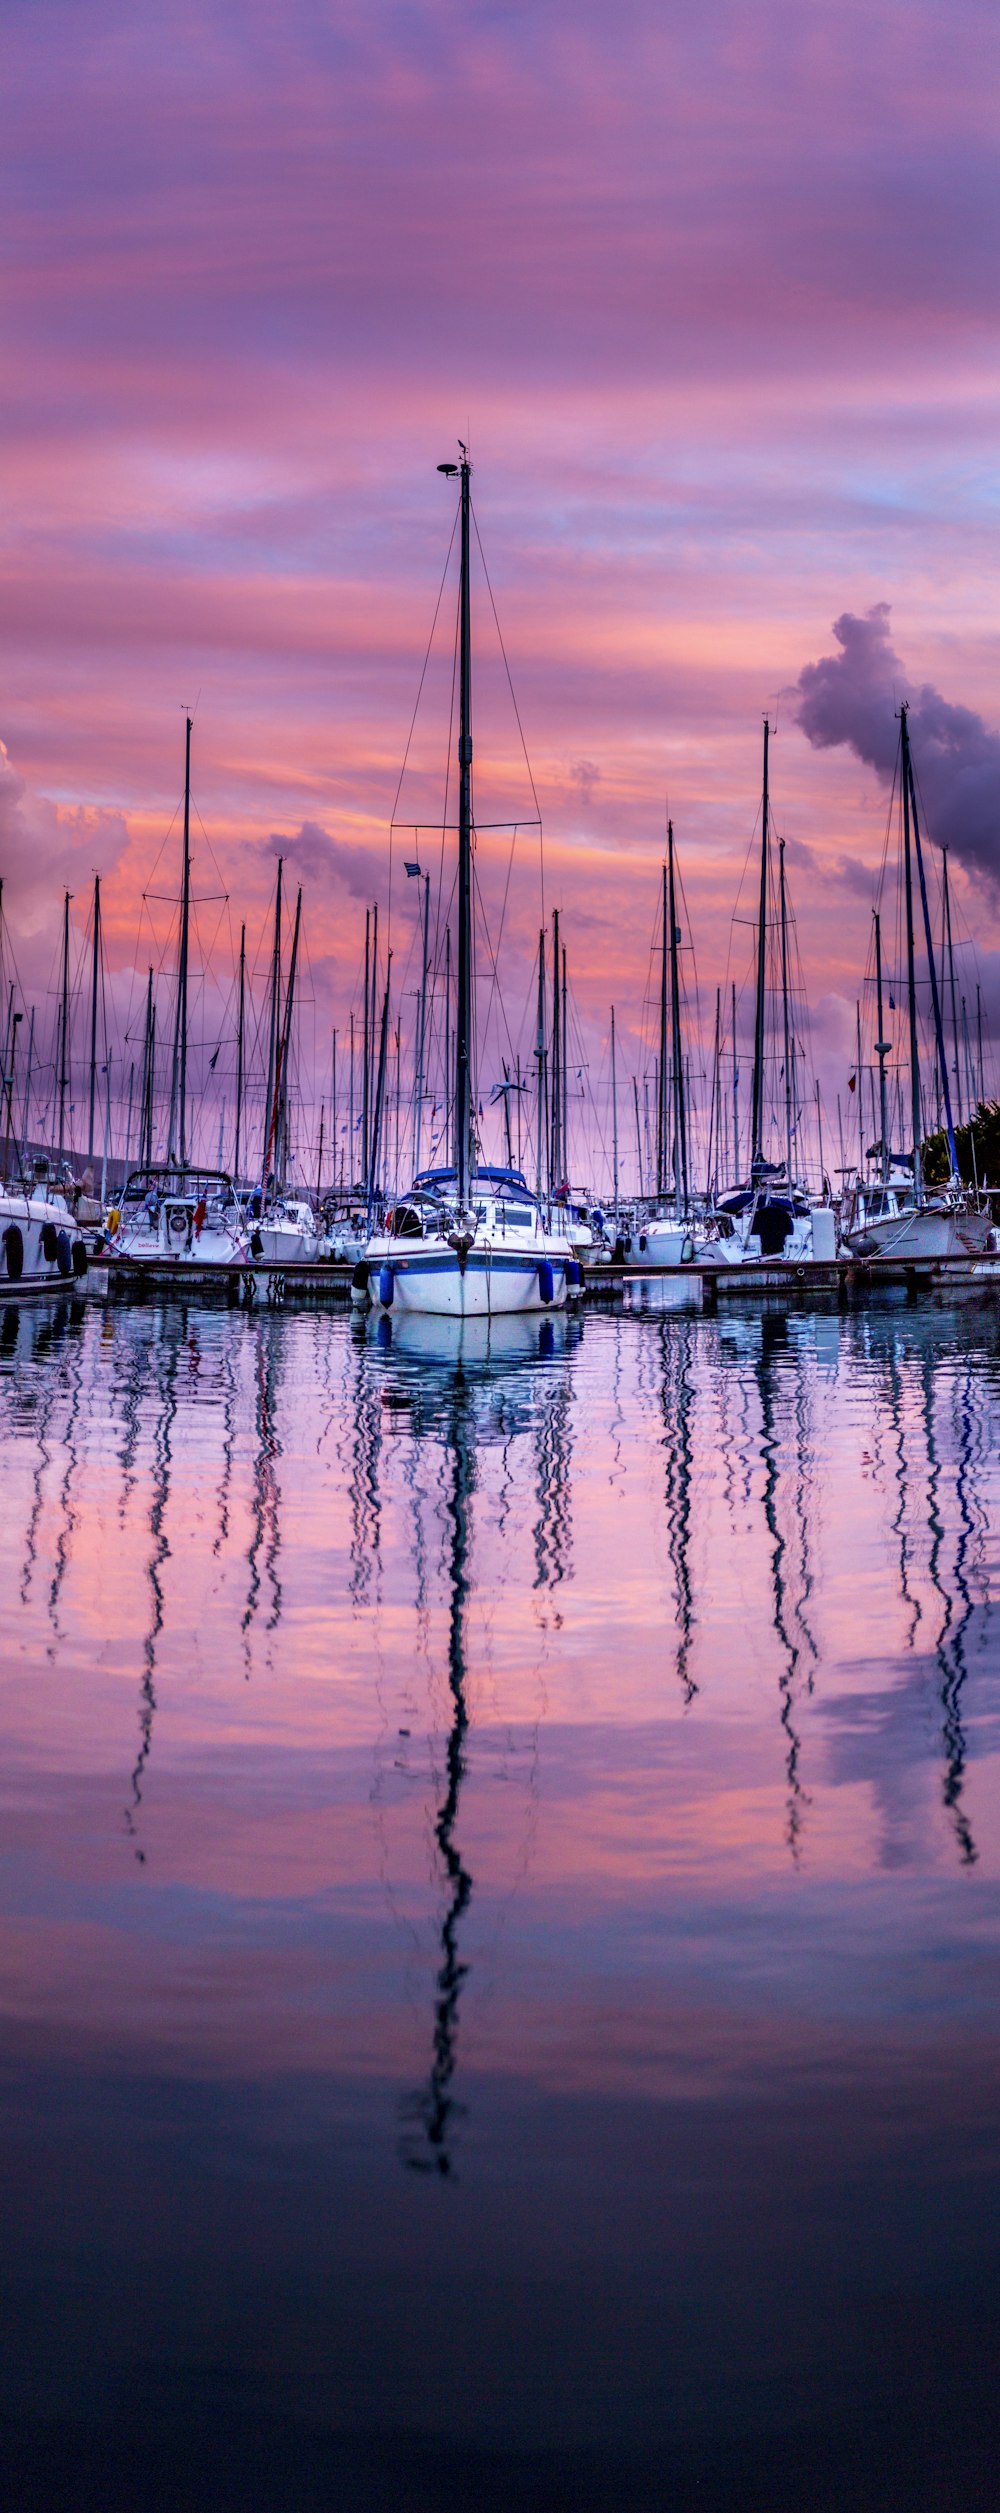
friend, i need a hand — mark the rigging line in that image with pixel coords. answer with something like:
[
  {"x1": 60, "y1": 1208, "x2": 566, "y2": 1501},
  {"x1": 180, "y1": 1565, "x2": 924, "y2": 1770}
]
[
  {"x1": 470, "y1": 503, "x2": 545, "y2": 924},
  {"x1": 389, "y1": 505, "x2": 461, "y2": 962},
  {"x1": 471, "y1": 855, "x2": 520, "y2": 1089}
]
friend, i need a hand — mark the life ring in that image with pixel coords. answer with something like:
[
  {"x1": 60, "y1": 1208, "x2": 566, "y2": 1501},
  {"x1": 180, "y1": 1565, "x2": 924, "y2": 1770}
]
[{"x1": 168, "y1": 1209, "x2": 189, "y2": 1241}]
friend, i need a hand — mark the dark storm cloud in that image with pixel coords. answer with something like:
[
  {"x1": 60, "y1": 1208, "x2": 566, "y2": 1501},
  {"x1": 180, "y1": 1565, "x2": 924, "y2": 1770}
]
[{"x1": 795, "y1": 606, "x2": 1000, "y2": 892}]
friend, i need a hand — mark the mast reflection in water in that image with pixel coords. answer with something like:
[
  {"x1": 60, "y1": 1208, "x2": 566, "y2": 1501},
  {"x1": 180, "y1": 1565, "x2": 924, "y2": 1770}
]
[{"x1": 369, "y1": 1310, "x2": 576, "y2": 2176}]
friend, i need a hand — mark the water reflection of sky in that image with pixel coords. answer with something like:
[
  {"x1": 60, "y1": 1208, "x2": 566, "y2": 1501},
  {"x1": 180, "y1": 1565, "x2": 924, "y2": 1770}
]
[{"x1": 1, "y1": 1294, "x2": 999, "y2": 2506}]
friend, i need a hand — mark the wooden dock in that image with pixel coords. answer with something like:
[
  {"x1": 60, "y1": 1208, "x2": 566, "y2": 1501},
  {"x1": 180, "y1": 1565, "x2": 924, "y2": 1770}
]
[{"x1": 96, "y1": 1246, "x2": 1000, "y2": 1316}]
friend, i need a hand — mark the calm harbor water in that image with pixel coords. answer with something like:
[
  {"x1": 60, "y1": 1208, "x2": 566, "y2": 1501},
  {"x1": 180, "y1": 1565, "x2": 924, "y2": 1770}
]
[{"x1": 1, "y1": 1291, "x2": 999, "y2": 2509}]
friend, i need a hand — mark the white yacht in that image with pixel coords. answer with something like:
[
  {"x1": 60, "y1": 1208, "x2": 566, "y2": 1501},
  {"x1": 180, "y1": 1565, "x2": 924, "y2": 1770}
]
[
  {"x1": 842, "y1": 1170, "x2": 990, "y2": 1261},
  {"x1": 247, "y1": 1196, "x2": 323, "y2": 1265},
  {"x1": 365, "y1": 1166, "x2": 576, "y2": 1320},
  {"x1": 108, "y1": 1167, "x2": 248, "y2": 1266},
  {"x1": 0, "y1": 1187, "x2": 91, "y2": 1291}
]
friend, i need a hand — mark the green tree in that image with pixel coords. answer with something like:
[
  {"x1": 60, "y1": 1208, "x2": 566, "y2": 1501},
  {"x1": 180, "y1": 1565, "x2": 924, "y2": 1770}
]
[{"x1": 922, "y1": 1100, "x2": 1000, "y2": 1188}]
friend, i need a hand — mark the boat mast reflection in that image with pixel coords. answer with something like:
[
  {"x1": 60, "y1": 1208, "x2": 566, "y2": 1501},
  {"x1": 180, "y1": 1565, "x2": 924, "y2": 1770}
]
[
  {"x1": 379, "y1": 1309, "x2": 576, "y2": 2177},
  {"x1": 920, "y1": 1349, "x2": 977, "y2": 1867},
  {"x1": 656, "y1": 1318, "x2": 697, "y2": 1705},
  {"x1": 754, "y1": 1317, "x2": 809, "y2": 1859},
  {"x1": 126, "y1": 1317, "x2": 181, "y2": 1858},
  {"x1": 241, "y1": 1314, "x2": 284, "y2": 1652},
  {"x1": 402, "y1": 1371, "x2": 474, "y2": 2176}
]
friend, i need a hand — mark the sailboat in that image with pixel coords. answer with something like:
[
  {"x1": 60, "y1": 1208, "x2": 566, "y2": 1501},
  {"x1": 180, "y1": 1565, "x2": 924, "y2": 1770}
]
[
  {"x1": 621, "y1": 824, "x2": 700, "y2": 1266},
  {"x1": 109, "y1": 718, "x2": 249, "y2": 1269},
  {"x1": 365, "y1": 452, "x2": 574, "y2": 1321},
  {"x1": 842, "y1": 705, "x2": 990, "y2": 1262},
  {"x1": 713, "y1": 721, "x2": 836, "y2": 1265}
]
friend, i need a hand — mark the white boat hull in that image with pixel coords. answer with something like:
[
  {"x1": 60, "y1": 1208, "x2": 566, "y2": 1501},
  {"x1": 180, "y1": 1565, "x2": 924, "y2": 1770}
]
[
  {"x1": 624, "y1": 1222, "x2": 693, "y2": 1267},
  {"x1": 846, "y1": 1208, "x2": 991, "y2": 1260},
  {"x1": 1, "y1": 1195, "x2": 91, "y2": 1293},
  {"x1": 369, "y1": 1243, "x2": 569, "y2": 1318}
]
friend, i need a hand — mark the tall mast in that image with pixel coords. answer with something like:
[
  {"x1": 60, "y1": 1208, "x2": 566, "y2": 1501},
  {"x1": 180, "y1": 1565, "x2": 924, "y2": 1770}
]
[
  {"x1": 21, "y1": 1005, "x2": 35, "y2": 1160},
  {"x1": 707, "y1": 987, "x2": 721, "y2": 1200},
  {"x1": 262, "y1": 857, "x2": 283, "y2": 1190},
  {"x1": 146, "y1": 1004, "x2": 156, "y2": 1164},
  {"x1": 370, "y1": 903, "x2": 378, "y2": 1171},
  {"x1": 731, "y1": 980, "x2": 738, "y2": 1185},
  {"x1": 168, "y1": 714, "x2": 193, "y2": 1166},
  {"x1": 874, "y1": 910, "x2": 890, "y2": 1183},
  {"x1": 750, "y1": 718, "x2": 770, "y2": 1174},
  {"x1": 667, "y1": 820, "x2": 687, "y2": 1215},
  {"x1": 361, "y1": 907, "x2": 371, "y2": 1187},
  {"x1": 87, "y1": 873, "x2": 101, "y2": 1161},
  {"x1": 778, "y1": 837, "x2": 793, "y2": 1181},
  {"x1": 414, "y1": 871, "x2": 430, "y2": 1175},
  {"x1": 140, "y1": 967, "x2": 154, "y2": 1167},
  {"x1": 444, "y1": 924, "x2": 452, "y2": 1161},
  {"x1": 942, "y1": 847, "x2": 963, "y2": 1127},
  {"x1": 906, "y1": 729, "x2": 959, "y2": 1180},
  {"x1": 57, "y1": 887, "x2": 71, "y2": 1165},
  {"x1": 855, "y1": 1001, "x2": 865, "y2": 1177},
  {"x1": 899, "y1": 706, "x2": 923, "y2": 1204},
  {"x1": 562, "y1": 941, "x2": 569, "y2": 1184},
  {"x1": 367, "y1": 958, "x2": 392, "y2": 1215},
  {"x1": 348, "y1": 1013, "x2": 355, "y2": 1188},
  {"x1": 534, "y1": 926, "x2": 546, "y2": 1202},
  {"x1": 453, "y1": 450, "x2": 473, "y2": 1205},
  {"x1": 270, "y1": 884, "x2": 302, "y2": 1188},
  {"x1": 550, "y1": 906, "x2": 561, "y2": 1192},
  {"x1": 234, "y1": 921, "x2": 246, "y2": 1182},
  {"x1": 610, "y1": 1005, "x2": 619, "y2": 1219},
  {"x1": 657, "y1": 859, "x2": 668, "y2": 1198}
]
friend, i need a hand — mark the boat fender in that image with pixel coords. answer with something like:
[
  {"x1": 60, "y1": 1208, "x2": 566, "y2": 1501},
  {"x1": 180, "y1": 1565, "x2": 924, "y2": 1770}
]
[
  {"x1": 613, "y1": 1236, "x2": 626, "y2": 1263},
  {"x1": 351, "y1": 1257, "x2": 371, "y2": 1309},
  {"x1": 249, "y1": 1230, "x2": 264, "y2": 1259},
  {"x1": 566, "y1": 1257, "x2": 582, "y2": 1288},
  {"x1": 72, "y1": 1239, "x2": 88, "y2": 1279},
  {"x1": 378, "y1": 1262, "x2": 395, "y2": 1308},
  {"x1": 107, "y1": 1209, "x2": 120, "y2": 1237},
  {"x1": 639, "y1": 1232, "x2": 648, "y2": 1253},
  {"x1": 537, "y1": 1257, "x2": 555, "y2": 1305},
  {"x1": 3, "y1": 1223, "x2": 24, "y2": 1282},
  {"x1": 55, "y1": 1229, "x2": 73, "y2": 1278},
  {"x1": 41, "y1": 1221, "x2": 59, "y2": 1262}
]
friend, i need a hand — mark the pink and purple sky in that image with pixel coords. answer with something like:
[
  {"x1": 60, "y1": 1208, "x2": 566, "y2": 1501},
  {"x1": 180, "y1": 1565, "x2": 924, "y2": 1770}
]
[{"x1": 2, "y1": 0, "x2": 999, "y2": 1165}]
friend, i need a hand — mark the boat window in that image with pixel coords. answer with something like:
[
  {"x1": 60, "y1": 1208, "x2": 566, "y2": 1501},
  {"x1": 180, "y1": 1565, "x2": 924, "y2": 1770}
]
[{"x1": 501, "y1": 1205, "x2": 533, "y2": 1228}]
